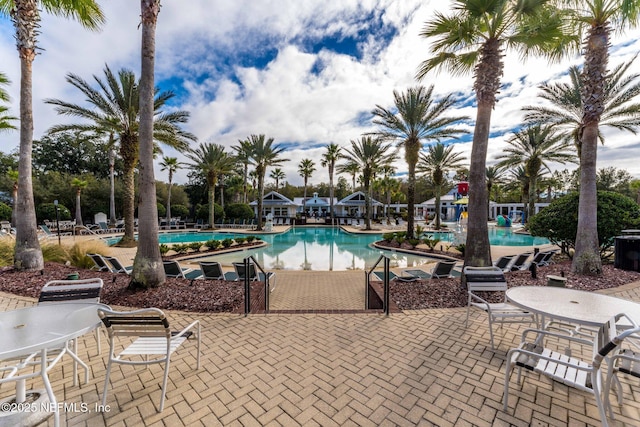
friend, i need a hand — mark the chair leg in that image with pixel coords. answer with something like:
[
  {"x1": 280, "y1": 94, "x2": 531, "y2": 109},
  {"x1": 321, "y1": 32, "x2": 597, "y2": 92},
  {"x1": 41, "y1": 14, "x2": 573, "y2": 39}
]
[
  {"x1": 101, "y1": 359, "x2": 114, "y2": 407},
  {"x1": 487, "y1": 316, "x2": 496, "y2": 351},
  {"x1": 503, "y1": 352, "x2": 514, "y2": 412},
  {"x1": 159, "y1": 358, "x2": 171, "y2": 412}
]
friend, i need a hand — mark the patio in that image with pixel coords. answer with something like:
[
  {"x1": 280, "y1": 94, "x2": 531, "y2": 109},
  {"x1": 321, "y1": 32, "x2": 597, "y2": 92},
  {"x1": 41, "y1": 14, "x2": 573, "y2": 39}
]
[{"x1": 1, "y1": 278, "x2": 639, "y2": 426}]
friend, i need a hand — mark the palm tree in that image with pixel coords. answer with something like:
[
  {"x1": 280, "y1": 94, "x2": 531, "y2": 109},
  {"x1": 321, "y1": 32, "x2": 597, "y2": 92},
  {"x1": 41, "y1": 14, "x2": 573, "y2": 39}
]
[
  {"x1": 418, "y1": 143, "x2": 467, "y2": 229},
  {"x1": 232, "y1": 139, "x2": 253, "y2": 203},
  {"x1": 372, "y1": 85, "x2": 468, "y2": 239},
  {"x1": 374, "y1": 165, "x2": 399, "y2": 223},
  {"x1": 45, "y1": 65, "x2": 195, "y2": 246},
  {"x1": 298, "y1": 158, "x2": 316, "y2": 215},
  {"x1": 0, "y1": 0, "x2": 104, "y2": 270},
  {"x1": 7, "y1": 168, "x2": 18, "y2": 226},
  {"x1": 71, "y1": 177, "x2": 87, "y2": 226},
  {"x1": 495, "y1": 124, "x2": 577, "y2": 221},
  {"x1": 269, "y1": 168, "x2": 285, "y2": 191},
  {"x1": 185, "y1": 143, "x2": 236, "y2": 229},
  {"x1": 342, "y1": 137, "x2": 396, "y2": 230},
  {"x1": 337, "y1": 161, "x2": 360, "y2": 192},
  {"x1": 0, "y1": 72, "x2": 17, "y2": 132},
  {"x1": 246, "y1": 135, "x2": 288, "y2": 231},
  {"x1": 106, "y1": 133, "x2": 117, "y2": 226},
  {"x1": 159, "y1": 156, "x2": 181, "y2": 223},
  {"x1": 416, "y1": 0, "x2": 574, "y2": 267},
  {"x1": 485, "y1": 165, "x2": 506, "y2": 212},
  {"x1": 321, "y1": 143, "x2": 342, "y2": 221}
]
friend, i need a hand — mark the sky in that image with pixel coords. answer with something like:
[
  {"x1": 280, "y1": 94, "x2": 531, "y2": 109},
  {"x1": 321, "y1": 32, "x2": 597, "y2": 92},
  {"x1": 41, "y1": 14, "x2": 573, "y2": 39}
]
[{"x1": 1, "y1": 0, "x2": 640, "y2": 188}]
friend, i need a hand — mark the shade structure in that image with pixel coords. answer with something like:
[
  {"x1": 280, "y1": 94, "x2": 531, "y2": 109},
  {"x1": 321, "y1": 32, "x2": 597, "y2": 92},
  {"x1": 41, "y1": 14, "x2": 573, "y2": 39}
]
[{"x1": 454, "y1": 197, "x2": 468, "y2": 205}]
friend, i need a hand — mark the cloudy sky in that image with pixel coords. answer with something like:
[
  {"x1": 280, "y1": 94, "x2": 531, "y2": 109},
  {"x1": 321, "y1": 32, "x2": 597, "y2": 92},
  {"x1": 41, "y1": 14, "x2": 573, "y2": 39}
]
[{"x1": 1, "y1": 0, "x2": 640, "y2": 187}]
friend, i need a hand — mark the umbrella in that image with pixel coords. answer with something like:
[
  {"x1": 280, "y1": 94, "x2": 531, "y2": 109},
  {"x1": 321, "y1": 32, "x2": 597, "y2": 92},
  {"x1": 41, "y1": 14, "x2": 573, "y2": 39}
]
[{"x1": 454, "y1": 197, "x2": 468, "y2": 205}]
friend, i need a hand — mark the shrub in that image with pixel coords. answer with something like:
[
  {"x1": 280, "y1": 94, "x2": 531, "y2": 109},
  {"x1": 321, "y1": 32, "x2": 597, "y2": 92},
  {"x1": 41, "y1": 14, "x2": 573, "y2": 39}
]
[
  {"x1": 395, "y1": 236, "x2": 405, "y2": 245},
  {"x1": 157, "y1": 203, "x2": 166, "y2": 218},
  {"x1": 205, "y1": 239, "x2": 221, "y2": 250},
  {"x1": 170, "y1": 204, "x2": 189, "y2": 218},
  {"x1": 172, "y1": 243, "x2": 189, "y2": 254},
  {"x1": 37, "y1": 203, "x2": 71, "y2": 221},
  {"x1": 221, "y1": 238, "x2": 234, "y2": 248},
  {"x1": 188, "y1": 242, "x2": 202, "y2": 251},
  {"x1": 224, "y1": 203, "x2": 254, "y2": 220},
  {"x1": 195, "y1": 203, "x2": 224, "y2": 221},
  {"x1": 159, "y1": 244, "x2": 170, "y2": 255},
  {"x1": 234, "y1": 237, "x2": 246, "y2": 245},
  {"x1": 528, "y1": 191, "x2": 640, "y2": 259},
  {"x1": 67, "y1": 241, "x2": 110, "y2": 269},
  {"x1": 0, "y1": 202, "x2": 11, "y2": 221},
  {"x1": 382, "y1": 232, "x2": 395, "y2": 241},
  {"x1": 41, "y1": 243, "x2": 69, "y2": 263},
  {"x1": 423, "y1": 237, "x2": 442, "y2": 251},
  {"x1": 245, "y1": 235, "x2": 256, "y2": 243},
  {"x1": 0, "y1": 238, "x2": 13, "y2": 267},
  {"x1": 452, "y1": 243, "x2": 465, "y2": 256}
]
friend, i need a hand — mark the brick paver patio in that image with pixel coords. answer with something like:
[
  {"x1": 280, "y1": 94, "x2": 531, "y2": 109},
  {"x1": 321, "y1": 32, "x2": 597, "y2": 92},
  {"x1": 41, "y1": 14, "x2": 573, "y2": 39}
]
[{"x1": 1, "y1": 277, "x2": 639, "y2": 426}]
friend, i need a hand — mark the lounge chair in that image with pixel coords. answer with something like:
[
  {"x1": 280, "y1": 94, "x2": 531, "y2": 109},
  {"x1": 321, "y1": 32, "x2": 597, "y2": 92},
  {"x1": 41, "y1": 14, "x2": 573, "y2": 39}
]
[
  {"x1": 198, "y1": 261, "x2": 236, "y2": 280},
  {"x1": 88, "y1": 253, "x2": 112, "y2": 272},
  {"x1": 104, "y1": 256, "x2": 133, "y2": 274},
  {"x1": 40, "y1": 224, "x2": 71, "y2": 237},
  {"x1": 492, "y1": 255, "x2": 515, "y2": 272},
  {"x1": 508, "y1": 252, "x2": 531, "y2": 271},
  {"x1": 371, "y1": 270, "x2": 418, "y2": 282},
  {"x1": 429, "y1": 260, "x2": 458, "y2": 278},
  {"x1": 401, "y1": 269, "x2": 431, "y2": 279},
  {"x1": 75, "y1": 225, "x2": 98, "y2": 235},
  {"x1": 232, "y1": 262, "x2": 276, "y2": 290},
  {"x1": 162, "y1": 260, "x2": 202, "y2": 280}
]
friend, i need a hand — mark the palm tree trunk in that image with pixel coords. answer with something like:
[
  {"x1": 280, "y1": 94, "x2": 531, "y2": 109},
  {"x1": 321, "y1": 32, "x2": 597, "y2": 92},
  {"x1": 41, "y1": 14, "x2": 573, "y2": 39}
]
[
  {"x1": 465, "y1": 101, "x2": 492, "y2": 267},
  {"x1": 256, "y1": 170, "x2": 265, "y2": 231},
  {"x1": 208, "y1": 186, "x2": 215, "y2": 228},
  {"x1": 406, "y1": 161, "x2": 416, "y2": 239},
  {"x1": 303, "y1": 179, "x2": 307, "y2": 216},
  {"x1": 120, "y1": 154, "x2": 137, "y2": 245},
  {"x1": 329, "y1": 164, "x2": 335, "y2": 221},
  {"x1": 527, "y1": 176, "x2": 536, "y2": 223},
  {"x1": 435, "y1": 185, "x2": 441, "y2": 229},
  {"x1": 14, "y1": 5, "x2": 43, "y2": 270},
  {"x1": 166, "y1": 178, "x2": 173, "y2": 223},
  {"x1": 108, "y1": 148, "x2": 116, "y2": 226},
  {"x1": 75, "y1": 189, "x2": 83, "y2": 225},
  {"x1": 131, "y1": 0, "x2": 164, "y2": 288},
  {"x1": 573, "y1": 123, "x2": 602, "y2": 274}
]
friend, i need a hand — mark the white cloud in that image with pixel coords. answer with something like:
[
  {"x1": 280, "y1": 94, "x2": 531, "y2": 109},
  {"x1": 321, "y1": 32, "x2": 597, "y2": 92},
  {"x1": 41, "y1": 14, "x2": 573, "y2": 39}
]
[{"x1": 2, "y1": 0, "x2": 640, "y2": 189}]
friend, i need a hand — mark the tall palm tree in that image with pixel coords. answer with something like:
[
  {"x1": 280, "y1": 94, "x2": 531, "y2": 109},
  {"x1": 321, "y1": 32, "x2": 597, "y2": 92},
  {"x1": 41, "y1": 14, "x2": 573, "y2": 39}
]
[
  {"x1": 485, "y1": 165, "x2": 506, "y2": 212},
  {"x1": 557, "y1": 0, "x2": 640, "y2": 274},
  {"x1": 298, "y1": 158, "x2": 316, "y2": 215},
  {"x1": 0, "y1": 72, "x2": 17, "y2": 132},
  {"x1": 342, "y1": 136, "x2": 396, "y2": 230},
  {"x1": 106, "y1": 133, "x2": 117, "y2": 226},
  {"x1": 232, "y1": 139, "x2": 253, "y2": 203},
  {"x1": 321, "y1": 143, "x2": 342, "y2": 221},
  {"x1": 45, "y1": 65, "x2": 195, "y2": 246},
  {"x1": 495, "y1": 124, "x2": 577, "y2": 221},
  {"x1": 246, "y1": 135, "x2": 288, "y2": 231},
  {"x1": 418, "y1": 143, "x2": 467, "y2": 229},
  {"x1": 0, "y1": 0, "x2": 104, "y2": 270},
  {"x1": 159, "y1": 156, "x2": 181, "y2": 223},
  {"x1": 7, "y1": 168, "x2": 18, "y2": 226},
  {"x1": 337, "y1": 161, "x2": 360, "y2": 192},
  {"x1": 372, "y1": 85, "x2": 468, "y2": 239},
  {"x1": 71, "y1": 177, "x2": 87, "y2": 225},
  {"x1": 185, "y1": 143, "x2": 236, "y2": 229},
  {"x1": 269, "y1": 167, "x2": 285, "y2": 191},
  {"x1": 374, "y1": 165, "x2": 398, "y2": 222},
  {"x1": 417, "y1": 0, "x2": 574, "y2": 267}
]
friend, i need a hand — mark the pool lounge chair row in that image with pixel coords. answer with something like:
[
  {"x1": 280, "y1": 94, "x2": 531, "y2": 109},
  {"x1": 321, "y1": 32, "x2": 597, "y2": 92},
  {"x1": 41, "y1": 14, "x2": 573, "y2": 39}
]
[
  {"x1": 492, "y1": 249, "x2": 558, "y2": 272},
  {"x1": 371, "y1": 260, "x2": 460, "y2": 282}
]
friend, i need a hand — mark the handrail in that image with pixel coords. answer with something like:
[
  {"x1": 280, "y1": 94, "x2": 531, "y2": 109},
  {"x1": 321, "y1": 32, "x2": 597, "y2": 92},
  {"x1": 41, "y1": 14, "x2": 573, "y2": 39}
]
[
  {"x1": 242, "y1": 255, "x2": 272, "y2": 315},
  {"x1": 365, "y1": 254, "x2": 391, "y2": 316}
]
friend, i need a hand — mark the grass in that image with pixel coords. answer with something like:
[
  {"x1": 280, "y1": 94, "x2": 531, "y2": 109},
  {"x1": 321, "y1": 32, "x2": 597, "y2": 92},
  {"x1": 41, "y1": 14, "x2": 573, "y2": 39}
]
[{"x1": 0, "y1": 237, "x2": 111, "y2": 269}]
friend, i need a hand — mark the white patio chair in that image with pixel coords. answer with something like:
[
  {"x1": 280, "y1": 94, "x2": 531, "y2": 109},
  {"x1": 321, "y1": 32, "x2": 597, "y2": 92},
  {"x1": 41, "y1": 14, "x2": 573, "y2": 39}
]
[
  {"x1": 464, "y1": 266, "x2": 537, "y2": 350},
  {"x1": 604, "y1": 332, "x2": 640, "y2": 418},
  {"x1": 97, "y1": 307, "x2": 201, "y2": 412},
  {"x1": 504, "y1": 313, "x2": 640, "y2": 427},
  {"x1": 37, "y1": 278, "x2": 104, "y2": 385}
]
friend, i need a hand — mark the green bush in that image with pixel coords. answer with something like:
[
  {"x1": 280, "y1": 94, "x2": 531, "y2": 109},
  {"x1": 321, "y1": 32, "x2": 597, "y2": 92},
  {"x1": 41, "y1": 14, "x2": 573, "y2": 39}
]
[
  {"x1": 188, "y1": 242, "x2": 202, "y2": 251},
  {"x1": 205, "y1": 239, "x2": 221, "y2": 250},
  {"x1": 245, "y1": 235, "x2": 256, "y2": 243},
  {"x1": 0, "y1": 238, "x2": 13, "y2": 266},
  {"x1": 170, "y1": 204, "x2": 189, "y2": 219},
  {"x1": 0, "y1": 202, "x2": 11, "y2": 221},
  {"x1": 382, "y1": 232, "x2": 395, "y2": 241},
  {"x1": 157, "y1": 203, "x2": 166, "y2": 218},
  {"x1": 528, "y1": 191, "x2": 640, "y2": 259},
  {"x1": 195, "y1": 203, "x2": 224, "y2": 221},
  {"x1": 408, "y1": 238, "x2": 420, "y2": 247},
  {"x1": 221, "y1": 238, "x2": 234, "y2": 248},
  {"x1": 172, "y1": 243, "x2": 189, "y2": 254},
  {"x1": 224, "y1": 203, "x2": 254, "y2": 220},
  {"x1": 159, "y1": 244, "x2": 170, "y2": 255},
  {"x1": 234, "y1": 236, "x2": 247, "y2": 245},
  {"x1": 37, "y1": 203, "x2": 71, "y2": 221},
  {"x1": 423, "y1": 237, "x2": 441, "y2": 251}
]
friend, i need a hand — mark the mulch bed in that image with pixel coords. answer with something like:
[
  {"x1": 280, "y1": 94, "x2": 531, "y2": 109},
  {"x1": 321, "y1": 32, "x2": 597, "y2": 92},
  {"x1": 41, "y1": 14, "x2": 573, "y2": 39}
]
[{"x1": 0, "y1": 260, "x2": 639, "y2": 312}]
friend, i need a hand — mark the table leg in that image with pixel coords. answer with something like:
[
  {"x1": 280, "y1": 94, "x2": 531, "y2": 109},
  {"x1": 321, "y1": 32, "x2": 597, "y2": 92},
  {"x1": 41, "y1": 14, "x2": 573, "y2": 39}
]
[{"x1": 40, "y1": 349, "x2": 59, "y2": 427}]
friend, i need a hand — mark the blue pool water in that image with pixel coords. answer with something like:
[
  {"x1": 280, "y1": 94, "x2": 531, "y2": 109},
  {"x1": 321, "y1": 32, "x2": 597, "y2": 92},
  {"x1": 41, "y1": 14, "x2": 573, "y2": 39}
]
[{"x1": 126, "y1": 226, "x2": 550, "y2": 271}]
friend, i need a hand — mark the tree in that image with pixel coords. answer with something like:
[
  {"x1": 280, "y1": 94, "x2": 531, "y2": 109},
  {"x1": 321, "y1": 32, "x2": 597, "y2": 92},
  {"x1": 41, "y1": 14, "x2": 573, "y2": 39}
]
[
  {"x1": 342, "y1": 137, "x2": 396, "y2": 230},
  {"x1": 186, "y1": 143, "x2": 235, "y2": 229},
  {"x1": 159, "y1": 156, "x2": 181, "y2": 222},
  {"x1": 0, "y1": 0, "x2": 104, "y2": 270},
  {"x1": 7, "y1": 168, "x2": 18, "y2": 225},
  {"x1": 556, "y1": 0, "x2": 640, "y2": 275},
  {"x1": 495, "y1": 124, "x2": 576, "y2": 221},
  {"x1": 374, "y1": 165, "x2": 399, "y2": 222},
  {"x1": 269, "y1": 167, "x2": 285, "y2": 191},
  {"x1": 45, "y1": 65, "x2": 195, "y2": 246},
  {"x1": 417, "y1": 0, "x2": 573, "y2": 267},
  {"x1": 337, "y1": 161, "x2": 360, "y2": 192},
  {"x1": 131, "y1": 0, "x2": 166, "y2": 288},
  {"x1": 485, "y1": 165, "x2": 506, "y2": 209},
  {"x1": 246, "y1": 135, "x2": 288, "y2": 231},
  {"x1": 298, "y1": 158, "x2": 316, "y2": 215},
  {"x1": 419, "y1": 143, "x2": 467, "y2": 229},
  {"x1": 597, "y1": 166, "x2": 633, "y2": 196},
  {"x1": 232, "y1": 139, "x2": 252, "y2": 203},
  {"x1": 321, "y1": 143, "x2": 342, "y2": 221},
  {"x1": 0, "y1": 72, "x2": 17, "y2": 132},
  {"x1": 372, "y1": 85, "x2": 468, "y2": 239},
  {"x1": 71, "y1": 177, "x2": 87, "y2": 225}
]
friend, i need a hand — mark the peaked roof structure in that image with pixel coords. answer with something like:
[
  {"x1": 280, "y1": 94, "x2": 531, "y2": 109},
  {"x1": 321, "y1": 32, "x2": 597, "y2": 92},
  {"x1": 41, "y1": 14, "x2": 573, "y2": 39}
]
[
  {"x1": 249, "y1": 191, "x2": 298, "y2": 206},
  {"x1": 336, "y1": 191, "x2": 382, "y2": 206}
]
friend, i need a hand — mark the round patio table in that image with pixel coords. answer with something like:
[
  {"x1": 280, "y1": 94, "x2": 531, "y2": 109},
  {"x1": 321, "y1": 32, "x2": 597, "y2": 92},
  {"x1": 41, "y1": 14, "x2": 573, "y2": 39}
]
[
  {"x1": 0, "y1": 302, "x2": 108, "y2": 427},
  {"x1": 506, "y1": 286, "x2": 640, "y2": 327}
]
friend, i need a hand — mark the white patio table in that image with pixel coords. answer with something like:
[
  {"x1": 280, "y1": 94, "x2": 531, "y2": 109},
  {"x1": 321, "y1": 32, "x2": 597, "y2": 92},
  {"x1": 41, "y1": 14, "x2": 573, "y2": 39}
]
[
  {"x1": 0, "y1": 302, "x2": 107, "y2": 427},
  {"x1": 506, "y1": 286, "x2": 640, "y2": 328}
]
